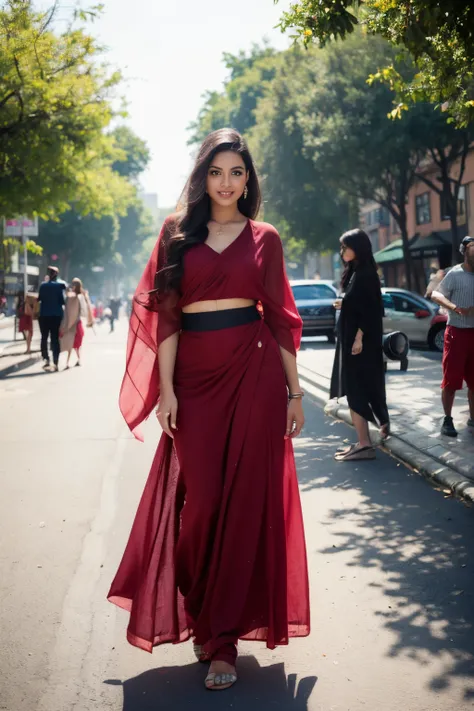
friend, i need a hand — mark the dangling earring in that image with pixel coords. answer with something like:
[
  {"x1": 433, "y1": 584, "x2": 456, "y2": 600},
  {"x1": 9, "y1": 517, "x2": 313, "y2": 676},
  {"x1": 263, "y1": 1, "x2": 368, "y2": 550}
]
[{"x1": 244, "y1": 185, "x2": 248, "y2": 200}]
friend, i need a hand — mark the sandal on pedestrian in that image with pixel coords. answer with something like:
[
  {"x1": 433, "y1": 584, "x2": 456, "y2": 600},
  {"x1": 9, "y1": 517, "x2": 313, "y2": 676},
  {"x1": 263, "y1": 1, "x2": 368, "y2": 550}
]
[
  {"x1": 334, "y1": 445, "x2": 375, "y2": 461},
  {"x1": 336, "y1": 444, "x2": 356, "y2": 456},
  {"x1": 204, "y1": 671, "x2": 237, "y2": 691},
  {"x1": 193, "y1": 643, "x2": 211, "y2": 663}
]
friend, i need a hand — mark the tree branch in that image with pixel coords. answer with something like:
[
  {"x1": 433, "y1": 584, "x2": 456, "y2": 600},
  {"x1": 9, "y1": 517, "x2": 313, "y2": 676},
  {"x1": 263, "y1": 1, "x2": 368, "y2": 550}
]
[
  {"x1": 416, "y1": 173, "x2": 442, "y2": 195},
  {"x1": 0, "y1": 90, "x2": 17, "y2": 111}
]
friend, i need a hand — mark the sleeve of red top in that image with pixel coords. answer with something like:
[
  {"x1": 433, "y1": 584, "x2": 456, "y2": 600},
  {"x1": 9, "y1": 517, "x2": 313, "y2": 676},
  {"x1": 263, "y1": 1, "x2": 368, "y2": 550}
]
[
  {"x1": 119, "y1": 217, "x2": 181, "y2": 440},
  {"x1": 261, "y1": 227, "x2": 302, "y2": 356}
]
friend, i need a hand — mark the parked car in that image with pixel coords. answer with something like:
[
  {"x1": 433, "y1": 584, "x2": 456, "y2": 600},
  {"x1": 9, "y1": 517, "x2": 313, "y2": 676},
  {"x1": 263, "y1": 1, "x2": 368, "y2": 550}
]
[
  {"x1": 290, "y1": 280, "x2": 338, "y2": 343},
  {"x1": 381, "y1": 288, "x2": 447, "y2": 352}
]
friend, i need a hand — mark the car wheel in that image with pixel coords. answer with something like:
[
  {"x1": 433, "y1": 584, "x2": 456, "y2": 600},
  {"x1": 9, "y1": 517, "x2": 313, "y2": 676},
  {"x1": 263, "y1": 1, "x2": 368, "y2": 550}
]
[
  {"x1": 428, "y1": 324, "x2": 446, "y2": 352},
  {"x1": 327, "y1": 331, "x2": 336, "y2": 344}
]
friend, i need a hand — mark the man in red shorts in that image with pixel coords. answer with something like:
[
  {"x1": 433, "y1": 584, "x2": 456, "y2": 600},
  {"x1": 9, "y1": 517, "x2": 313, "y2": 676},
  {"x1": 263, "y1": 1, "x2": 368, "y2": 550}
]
[{"x1": 432, "y1": 236, "x2": 474, "y2": 437}]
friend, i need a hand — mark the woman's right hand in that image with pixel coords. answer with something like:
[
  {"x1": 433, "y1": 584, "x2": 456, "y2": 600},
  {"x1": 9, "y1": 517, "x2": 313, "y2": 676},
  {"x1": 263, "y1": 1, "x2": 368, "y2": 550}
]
[
  {"x1": 333, "y1": 298, "x2": 343, "y2": 311},
  {"x1": 156, "y1": 389, "x2": 178, "y2": 438}
]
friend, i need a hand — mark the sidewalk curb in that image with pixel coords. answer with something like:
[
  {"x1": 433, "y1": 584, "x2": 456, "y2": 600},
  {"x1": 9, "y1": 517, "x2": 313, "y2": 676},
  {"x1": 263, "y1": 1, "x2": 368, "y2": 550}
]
[{"x1": 299, "y1": 371, "x2": 474, "y2": 506}]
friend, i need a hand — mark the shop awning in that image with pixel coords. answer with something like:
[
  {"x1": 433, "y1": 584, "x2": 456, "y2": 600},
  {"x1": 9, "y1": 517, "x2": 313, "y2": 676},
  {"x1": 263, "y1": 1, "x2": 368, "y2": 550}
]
[
  {"x1": 409, "y1": 226, "x2": 467, "y2": 258},
  {"x1": 374, "y1": 239, "x2": 404, "y2": 264}
]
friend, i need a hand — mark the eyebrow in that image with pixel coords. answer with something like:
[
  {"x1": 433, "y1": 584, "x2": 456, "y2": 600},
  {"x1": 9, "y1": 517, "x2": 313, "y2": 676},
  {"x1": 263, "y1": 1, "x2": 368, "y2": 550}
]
[{"x1": 209, "y1": 164, "x2": 245, "y2": 170}]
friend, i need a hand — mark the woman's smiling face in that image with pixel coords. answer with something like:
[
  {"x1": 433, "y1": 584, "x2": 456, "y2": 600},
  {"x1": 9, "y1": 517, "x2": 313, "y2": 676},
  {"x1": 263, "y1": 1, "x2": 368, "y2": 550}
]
[{"x1": 206, "y1": 151, "x2": 248, "y2": 207}]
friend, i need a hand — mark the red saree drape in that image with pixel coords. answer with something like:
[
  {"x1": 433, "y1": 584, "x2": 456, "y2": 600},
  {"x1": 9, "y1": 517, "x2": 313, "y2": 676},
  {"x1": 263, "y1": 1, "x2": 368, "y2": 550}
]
[{"x1": 108, "y1": 218, "x2": 310, "y2": 654}]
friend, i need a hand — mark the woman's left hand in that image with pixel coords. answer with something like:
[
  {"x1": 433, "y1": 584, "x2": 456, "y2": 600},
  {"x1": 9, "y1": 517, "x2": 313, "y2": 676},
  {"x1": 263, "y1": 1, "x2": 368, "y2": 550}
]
[
  {"x1": 286, "y1": 398, "x2": 305, "y2": 438},
  {"x1": 352, "y1": 336, "x2": 363, "y2": 355}
]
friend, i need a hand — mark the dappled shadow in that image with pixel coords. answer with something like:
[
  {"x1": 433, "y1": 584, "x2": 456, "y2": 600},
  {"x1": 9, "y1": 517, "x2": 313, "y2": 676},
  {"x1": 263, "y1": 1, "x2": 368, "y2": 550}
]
[
  {"x1": 294, "y1": 410, "x2": 474, "y2": 701},
  {"x1": 105, "y1": 657, "x2": 317, "y2": 711}
]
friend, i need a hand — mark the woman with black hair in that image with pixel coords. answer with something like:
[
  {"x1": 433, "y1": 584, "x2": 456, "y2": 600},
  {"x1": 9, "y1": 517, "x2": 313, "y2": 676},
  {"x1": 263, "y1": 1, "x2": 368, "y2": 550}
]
[
  {"x1": 108, "y1": 128, "x2": 310, "y2": 690},
  {"x1": 330, "y1": 229, "x2": 389, "y2": 461}
]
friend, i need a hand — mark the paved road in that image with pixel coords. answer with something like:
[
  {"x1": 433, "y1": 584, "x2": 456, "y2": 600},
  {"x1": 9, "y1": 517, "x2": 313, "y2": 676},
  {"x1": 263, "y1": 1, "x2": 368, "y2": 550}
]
[{"x1": 1, "y1": 323, "x2": 474, "y2": 711}]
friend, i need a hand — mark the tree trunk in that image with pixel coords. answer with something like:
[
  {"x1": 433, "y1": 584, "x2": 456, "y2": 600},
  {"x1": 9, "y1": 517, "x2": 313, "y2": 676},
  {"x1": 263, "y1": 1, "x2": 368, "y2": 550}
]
[
  {"x1": 400, "y1": 223, "x2": 413, "y2": 292},
  {"x1": 397, "y1": 198, "x2": 419, "y2": 292},
  {"x1": 450, "y1": 211, "x2": 459, "y2": 265}
]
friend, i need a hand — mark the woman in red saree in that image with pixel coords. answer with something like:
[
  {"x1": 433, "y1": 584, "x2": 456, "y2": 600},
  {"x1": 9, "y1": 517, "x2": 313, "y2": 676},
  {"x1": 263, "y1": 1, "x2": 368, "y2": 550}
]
[{"x1": 108, "y1": 128, "x2": 310, "y2": 690}]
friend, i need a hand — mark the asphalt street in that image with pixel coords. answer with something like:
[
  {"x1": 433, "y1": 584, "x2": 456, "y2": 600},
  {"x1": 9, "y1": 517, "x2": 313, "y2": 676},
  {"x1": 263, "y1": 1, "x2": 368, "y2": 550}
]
[{"x1": 1, "y1": 322, "x2": 474, "y2": 711}]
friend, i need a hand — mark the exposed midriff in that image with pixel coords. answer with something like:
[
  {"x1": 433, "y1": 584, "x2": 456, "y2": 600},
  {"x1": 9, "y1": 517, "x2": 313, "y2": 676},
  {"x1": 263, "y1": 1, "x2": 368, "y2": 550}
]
[{"x1": 182, "y1": 298, "x2": 256, "y2": 314}]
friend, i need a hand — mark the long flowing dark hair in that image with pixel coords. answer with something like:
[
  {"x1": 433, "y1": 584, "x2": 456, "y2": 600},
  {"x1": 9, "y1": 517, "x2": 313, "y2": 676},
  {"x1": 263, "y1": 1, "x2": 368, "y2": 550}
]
[
  {"x1": 156, "y1": 128, "x2": 262, "y2": 293},
  {"x1": 340, "y1": 228, "x2": 380, "y2": 292}
]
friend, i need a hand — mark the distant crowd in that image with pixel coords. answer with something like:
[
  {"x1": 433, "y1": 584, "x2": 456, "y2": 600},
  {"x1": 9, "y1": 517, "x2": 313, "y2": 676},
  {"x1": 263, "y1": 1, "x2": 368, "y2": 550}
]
[{"x1": 16, "y1": 265, "x2": 125, "y2": 371}]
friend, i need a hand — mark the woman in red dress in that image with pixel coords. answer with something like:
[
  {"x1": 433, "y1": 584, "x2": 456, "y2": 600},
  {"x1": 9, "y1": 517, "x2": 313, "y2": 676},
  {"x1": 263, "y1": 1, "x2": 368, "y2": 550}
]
[
  {"x1": 108, "y1": 128, "x2": 310, "y2": 691},
  {"x1": 16, "y1": 291, "x2": 34, "y2": 354}
]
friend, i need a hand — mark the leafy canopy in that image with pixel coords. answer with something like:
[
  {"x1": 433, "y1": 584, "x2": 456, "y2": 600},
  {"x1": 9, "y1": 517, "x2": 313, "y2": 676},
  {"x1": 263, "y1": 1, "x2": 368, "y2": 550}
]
[
  {"x1": 275, "y1": 0, "x2": 474, "y2": 126},
  {"x1": 0, "y1": 0, "x2": 134, "y2": 218}
]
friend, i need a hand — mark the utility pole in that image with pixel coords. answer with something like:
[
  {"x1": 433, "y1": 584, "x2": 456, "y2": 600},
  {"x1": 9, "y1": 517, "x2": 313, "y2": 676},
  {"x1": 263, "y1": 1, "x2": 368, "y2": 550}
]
[{"x1": 22, "y1": 221, "x2": 28, "y2": 298}]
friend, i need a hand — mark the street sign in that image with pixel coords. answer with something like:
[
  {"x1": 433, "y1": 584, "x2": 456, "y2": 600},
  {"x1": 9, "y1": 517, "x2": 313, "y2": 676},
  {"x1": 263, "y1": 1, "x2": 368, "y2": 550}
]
[
  {"x1": 3, "y1": 216, "x2": 39, "y2": 297},
  {"x1": 3, "y1": 216, "x2": 39, "y2": 238}
]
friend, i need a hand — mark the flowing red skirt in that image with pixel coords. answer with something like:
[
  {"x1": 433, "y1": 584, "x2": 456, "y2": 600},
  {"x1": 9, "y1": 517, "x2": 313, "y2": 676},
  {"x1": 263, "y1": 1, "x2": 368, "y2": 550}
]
[
  {"x1": 18, "y1": 315, "x2": 33, "y2": 333},
  {"x1": 108, "y1": 319, "x2": 310, "y2": 654},
  {"x1": 73, "y1": 320, "x2": 84, "y2": 349}
]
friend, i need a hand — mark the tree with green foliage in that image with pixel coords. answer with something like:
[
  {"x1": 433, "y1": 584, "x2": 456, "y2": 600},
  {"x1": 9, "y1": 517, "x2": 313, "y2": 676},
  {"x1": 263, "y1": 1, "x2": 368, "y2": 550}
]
[
  {"x1": 38, "y1": 126, "x2": 154, "y2": 285},
  {"x1": 250, "y1": 48, "x2": 350, "y2": 254},
  {"x1": 190, "y1": 45, "x2": 350, "y2": 256},
  {"x1": 112, "y1": 125, "x2": 150, "y2": 180},
  {"x1": 0, "y1": 0, "x2": 133, "y2": 219},
  {"x1": 275, "y1": 0, "x2": 474, "y2": 127},
  {"x1": 188, "y1": 45, "x2": 281, "y2": 145},
  {"x1": 290, "y1": 34, "x2": 433, "y2": 290}
]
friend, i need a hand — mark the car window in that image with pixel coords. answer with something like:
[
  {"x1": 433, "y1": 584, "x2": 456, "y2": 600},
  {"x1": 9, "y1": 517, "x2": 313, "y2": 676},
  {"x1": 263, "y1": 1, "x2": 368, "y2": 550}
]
[
  {"x1": 292, "y1": 284, "x2": 336, "y2": 300},
  {"x1": 382, "y1": 294, "x2": 395, "y2": 310},
  {"x1": 389, "y1": 294, "x2": 423, "y2": 314}
]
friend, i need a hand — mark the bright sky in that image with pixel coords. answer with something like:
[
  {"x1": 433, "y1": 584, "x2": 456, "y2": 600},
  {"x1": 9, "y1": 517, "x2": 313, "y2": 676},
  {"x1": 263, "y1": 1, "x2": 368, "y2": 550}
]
[{"x1": 88, "y1": 0, "x2": 292, "y2": 208}]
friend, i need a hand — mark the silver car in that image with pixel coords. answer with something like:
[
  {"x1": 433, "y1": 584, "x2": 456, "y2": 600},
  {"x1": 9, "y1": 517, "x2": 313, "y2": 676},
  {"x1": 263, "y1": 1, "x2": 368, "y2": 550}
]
[
  {"x1": 291, "y1": 280, "x2": 338, "y2": 343},
  {"x1": 382, "y1": 288, "x2": 447, "y2": 352}
]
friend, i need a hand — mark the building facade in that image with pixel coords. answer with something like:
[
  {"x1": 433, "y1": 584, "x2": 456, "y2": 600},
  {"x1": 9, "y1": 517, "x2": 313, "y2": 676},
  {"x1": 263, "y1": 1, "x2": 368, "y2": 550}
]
[{"x1": 361, "y1": 148, "x2": 474, "y2": 293}]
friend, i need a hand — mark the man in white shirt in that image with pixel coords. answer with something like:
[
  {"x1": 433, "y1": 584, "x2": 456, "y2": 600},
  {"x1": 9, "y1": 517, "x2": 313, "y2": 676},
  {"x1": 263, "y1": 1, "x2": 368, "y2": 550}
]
[{"x1": 432, "y1": 236, "x2": 474, "y2": 437}]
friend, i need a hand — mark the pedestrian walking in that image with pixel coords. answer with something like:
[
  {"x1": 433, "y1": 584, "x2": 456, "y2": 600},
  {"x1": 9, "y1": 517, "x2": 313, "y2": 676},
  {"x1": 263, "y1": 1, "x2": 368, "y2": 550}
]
[
  {"x1": 37, "y1": 266, "x2": 66, "y2": 371},
  {"x1": 60, "y1": 278, "x2": 93, "y2": 369},
  {"x1": 108, "y1": 128, "x2": 310, "y2": 691},
  {"x1": 16, "y1": 291, "x2": 34, "y2": 354},
  {"x1": 108, "y1": 297, "x2": 120, "y2": 332},
  {"x1": 330, "y1": 229, "x2": 389, "y2": 461},
  {"x1": 431, "y1": 235, "x2": 474, "y2": 437}
]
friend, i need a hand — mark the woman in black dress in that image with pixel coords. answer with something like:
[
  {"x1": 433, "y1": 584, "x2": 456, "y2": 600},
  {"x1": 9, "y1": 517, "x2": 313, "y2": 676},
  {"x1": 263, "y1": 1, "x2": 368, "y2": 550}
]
[{"x1": 330, "y1": 229, "x2": 389, "y2": 461}]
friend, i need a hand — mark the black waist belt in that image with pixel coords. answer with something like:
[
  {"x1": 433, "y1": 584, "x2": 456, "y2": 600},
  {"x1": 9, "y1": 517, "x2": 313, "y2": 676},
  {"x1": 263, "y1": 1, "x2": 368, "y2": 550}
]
[{"x1": 181, "y1": 305, "x2": 261, "y2": 332}]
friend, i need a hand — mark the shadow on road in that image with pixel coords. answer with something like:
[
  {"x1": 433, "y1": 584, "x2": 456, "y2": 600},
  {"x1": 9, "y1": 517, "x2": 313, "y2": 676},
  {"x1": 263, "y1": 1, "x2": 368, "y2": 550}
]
[
  {"x1": 294, "y1": 414, "x2": 474, "y2": 702},
  {"x1": 106, "y1": 657, "x2": 317, "y2": 710}
]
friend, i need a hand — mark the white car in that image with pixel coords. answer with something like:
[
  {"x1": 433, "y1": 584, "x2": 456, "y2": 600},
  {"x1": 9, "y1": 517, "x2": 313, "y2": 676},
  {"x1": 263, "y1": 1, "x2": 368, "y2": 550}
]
[
  {"x1": 290, "y1": 279, "x2": 338, "y2": 343},
  {"x1": 382, "y1": 288, "x2": 447, "y2": 352}
]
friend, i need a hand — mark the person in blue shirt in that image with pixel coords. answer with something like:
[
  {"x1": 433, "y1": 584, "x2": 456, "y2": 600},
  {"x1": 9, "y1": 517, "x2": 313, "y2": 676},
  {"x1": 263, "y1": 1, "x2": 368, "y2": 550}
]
[{"x1": 38, "y1": 266, "x2": 66, "y2": 371}]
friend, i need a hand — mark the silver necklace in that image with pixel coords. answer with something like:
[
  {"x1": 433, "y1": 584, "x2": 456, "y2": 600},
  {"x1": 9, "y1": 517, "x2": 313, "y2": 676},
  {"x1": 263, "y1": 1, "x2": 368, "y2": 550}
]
[{"x1": 210, "y1": 219, "x2": 238, "y2": 237}]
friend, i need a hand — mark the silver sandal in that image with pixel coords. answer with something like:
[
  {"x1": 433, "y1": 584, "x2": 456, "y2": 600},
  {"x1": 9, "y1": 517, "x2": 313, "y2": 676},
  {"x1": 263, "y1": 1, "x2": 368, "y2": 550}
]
[{"x1": 205, "y1": 671, "x2": 238, "y2": 691}]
